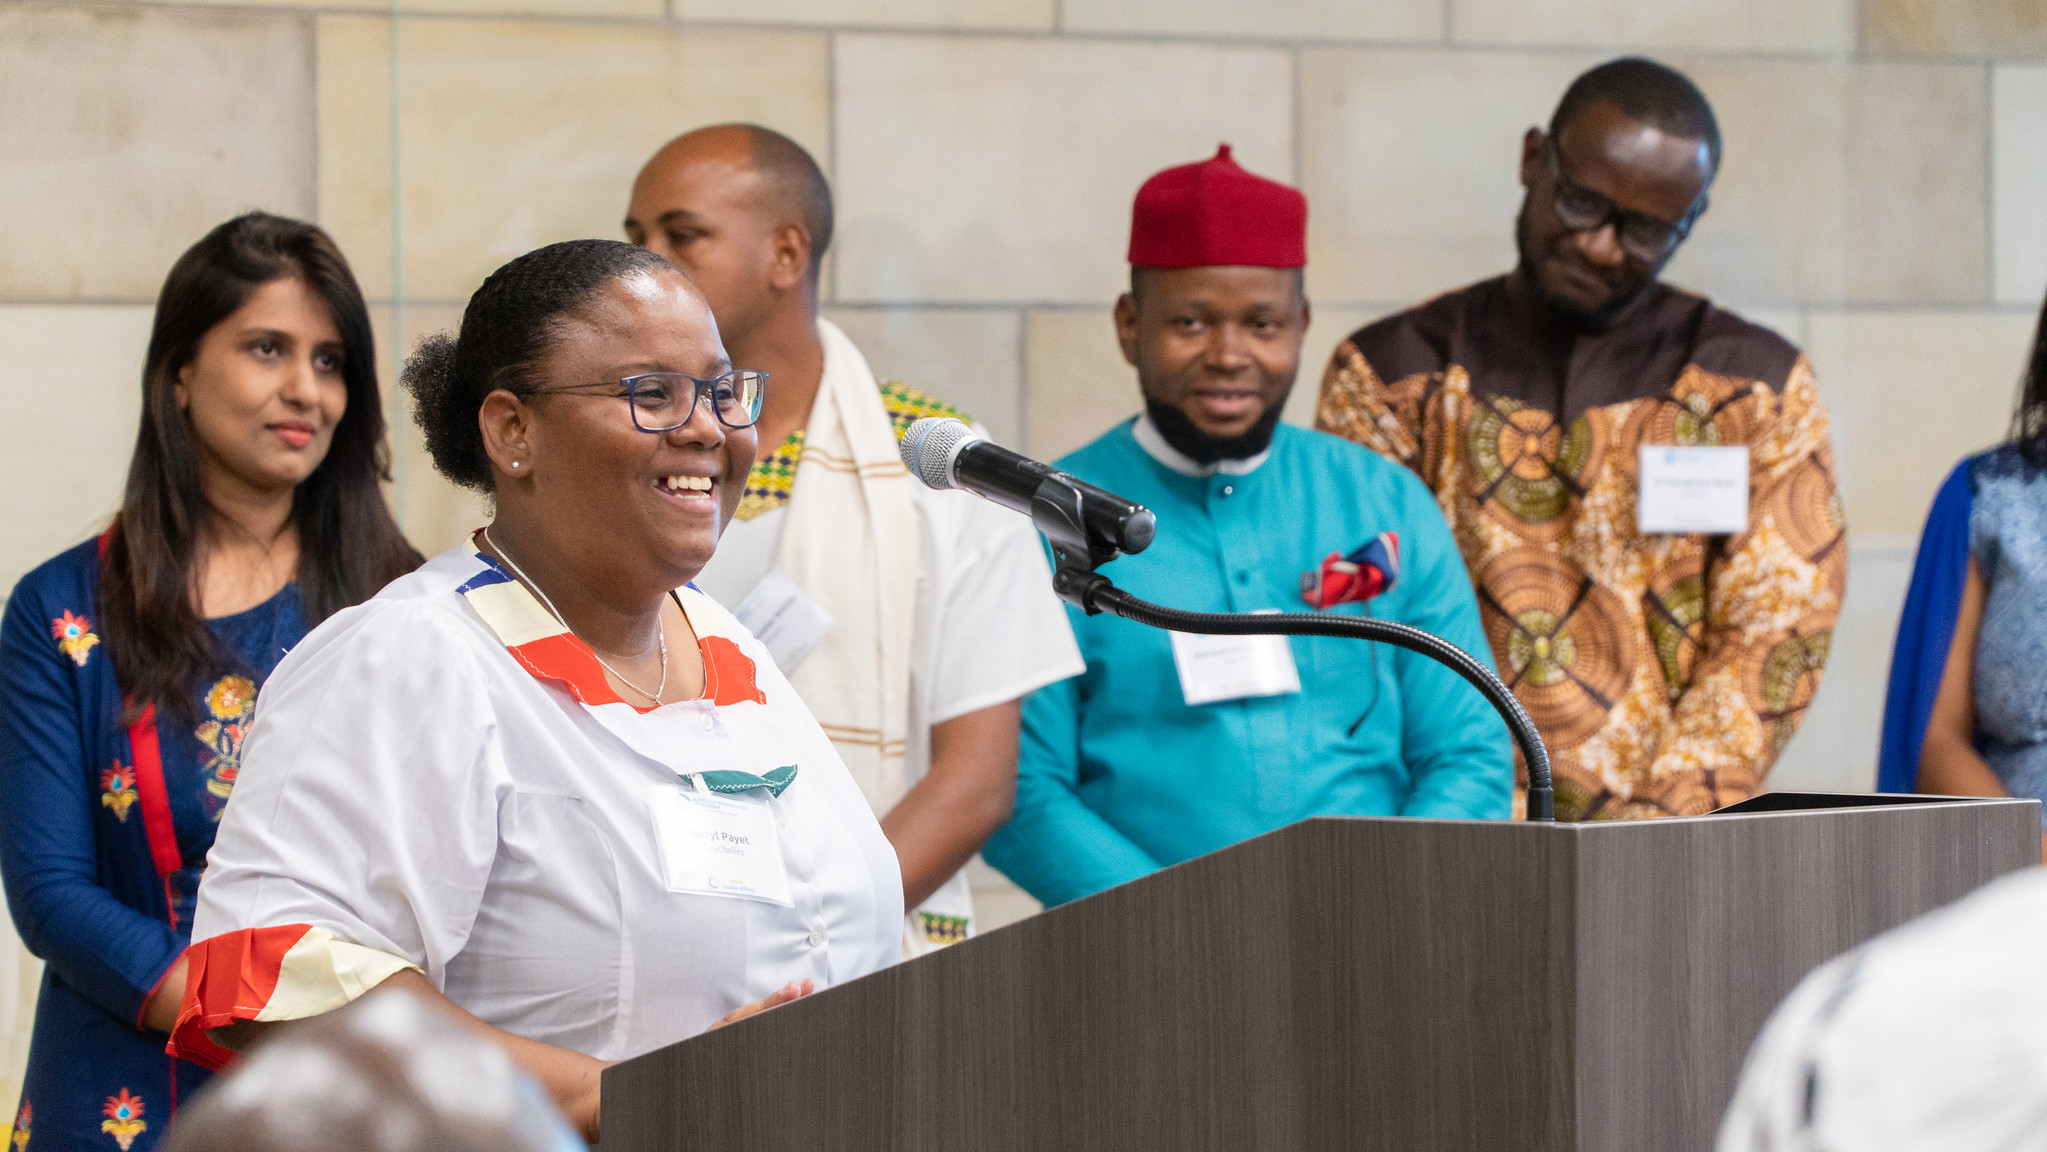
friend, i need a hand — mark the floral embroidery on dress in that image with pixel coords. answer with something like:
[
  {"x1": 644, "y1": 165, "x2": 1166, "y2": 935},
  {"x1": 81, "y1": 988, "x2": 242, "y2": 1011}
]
[
  {"x1": 99, "y1": 764, "x2": 139, "y2": 822},
  {"x1": 195, "y1": 674, "x2": 256, "y2": 816},
  {"x1": 10, "y1": 1099, "x2": 29, "y2": 1150},
  {"x1": 100, "y1": 1091, "x2": 144, "y2": 1151},
  {"x1": 49, "y1": 612, "x2": 97, "y2": 668}
]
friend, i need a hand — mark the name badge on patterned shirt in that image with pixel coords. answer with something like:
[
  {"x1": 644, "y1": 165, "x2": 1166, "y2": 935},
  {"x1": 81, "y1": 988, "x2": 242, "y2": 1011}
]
[
  {"x1": 1169, "y1": 618, "x2": 1302, "y2": 707},
  {"x1": 1638, "y1": 446, "x2": 1750, "y2": 535},
  {"x1": 648, "y1": 782, "x2": 794, "y2": 907}
]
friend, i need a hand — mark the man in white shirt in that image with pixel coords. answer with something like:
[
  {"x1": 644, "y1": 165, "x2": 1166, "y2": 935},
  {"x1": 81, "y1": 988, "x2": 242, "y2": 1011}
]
[
  {"x1": 625, "y1": 124, "x2": 1083, "y2": 954},
  {"x1": 1718, "y1": 868, "x2": 2047, "y2": 1151}
]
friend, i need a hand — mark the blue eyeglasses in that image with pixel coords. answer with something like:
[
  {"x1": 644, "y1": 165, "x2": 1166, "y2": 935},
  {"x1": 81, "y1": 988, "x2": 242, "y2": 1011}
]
[{"x1": 532, "y1": 370, "x2": 769, "y2": 431}]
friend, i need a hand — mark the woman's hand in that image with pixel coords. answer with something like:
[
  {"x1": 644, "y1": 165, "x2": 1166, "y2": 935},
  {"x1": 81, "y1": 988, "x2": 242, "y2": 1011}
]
[
  {"x1": 710, "y1": 979, "x2": 814, "y2": 1029},
  {"x1": 141, "y1": 954, "x2": 189, "y2": 1035},
  {"x1": 560, "y1": 1054, "x2": 606, "y2": 1142}
]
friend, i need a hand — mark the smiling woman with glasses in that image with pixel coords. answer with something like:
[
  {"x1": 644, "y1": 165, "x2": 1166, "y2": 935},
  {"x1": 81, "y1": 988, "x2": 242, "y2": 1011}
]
[{"x1": 166, "y1": 239, "x2": 902, "y2": 1143}]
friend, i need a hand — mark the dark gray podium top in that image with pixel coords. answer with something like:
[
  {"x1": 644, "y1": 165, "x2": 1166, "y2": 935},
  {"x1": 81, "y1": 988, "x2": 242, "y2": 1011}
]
[{"x1": 603, "y1": 796, "x2": 2040, "y2": 1152}]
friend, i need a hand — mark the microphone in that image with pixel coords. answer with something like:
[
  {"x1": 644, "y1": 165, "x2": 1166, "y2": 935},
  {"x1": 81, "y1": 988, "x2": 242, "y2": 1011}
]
[{"x1": 900, "y1": 418, "x2": 1156, "y2": 557}]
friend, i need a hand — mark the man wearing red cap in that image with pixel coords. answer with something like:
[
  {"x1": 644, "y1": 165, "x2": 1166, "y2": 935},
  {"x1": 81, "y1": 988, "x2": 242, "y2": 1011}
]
[
  {"x1": 1316, "y1": 60, "x2": 1843, "y2": 821},
  {"x1": 982, "y1": 146, "x2": 1512, "y2": 908}
]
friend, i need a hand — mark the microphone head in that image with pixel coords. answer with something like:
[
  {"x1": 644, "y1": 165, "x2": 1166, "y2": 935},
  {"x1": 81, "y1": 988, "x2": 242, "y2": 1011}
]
[{"x1": 900, "y1": 416, "x2": 980, "y2": 491}]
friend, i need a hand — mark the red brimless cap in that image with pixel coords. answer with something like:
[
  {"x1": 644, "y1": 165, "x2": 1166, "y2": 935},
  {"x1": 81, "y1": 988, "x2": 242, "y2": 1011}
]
[{"x1": 1126, "y1": 143, "x2": 1307, "y2": 269}]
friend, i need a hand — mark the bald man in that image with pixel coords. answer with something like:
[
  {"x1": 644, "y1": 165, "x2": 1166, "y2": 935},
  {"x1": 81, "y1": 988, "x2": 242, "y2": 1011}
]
[{"x1": 626, "y1": 125, "x2": 1082, "y2": 955}]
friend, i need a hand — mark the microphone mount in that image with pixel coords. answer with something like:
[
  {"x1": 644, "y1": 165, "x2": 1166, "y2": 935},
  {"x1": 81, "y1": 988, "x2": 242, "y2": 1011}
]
[{"x1": 1031, "y1": 470, "x2": 1556, "y2": 823}]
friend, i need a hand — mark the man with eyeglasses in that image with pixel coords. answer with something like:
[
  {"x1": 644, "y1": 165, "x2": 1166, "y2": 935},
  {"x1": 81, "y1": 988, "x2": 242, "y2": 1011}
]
[
  {"x1": 624, "y1": 124, "x2": 1082, "y2": 953},
  {"x1": 1317, "y1": 57, "x2": 1845, "y2": 821}
]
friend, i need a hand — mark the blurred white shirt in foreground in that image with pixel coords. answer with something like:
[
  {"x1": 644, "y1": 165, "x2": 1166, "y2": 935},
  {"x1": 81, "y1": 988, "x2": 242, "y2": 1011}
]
[{"x1": 1719, "y1": 866, "x2": 2047, "y2": 1152}]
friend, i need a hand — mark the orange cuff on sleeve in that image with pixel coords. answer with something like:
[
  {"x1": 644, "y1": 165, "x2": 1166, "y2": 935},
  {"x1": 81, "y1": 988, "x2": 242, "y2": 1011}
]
[{"x1": 166, "y1": 925, "x2": 420, "y2": 1071}]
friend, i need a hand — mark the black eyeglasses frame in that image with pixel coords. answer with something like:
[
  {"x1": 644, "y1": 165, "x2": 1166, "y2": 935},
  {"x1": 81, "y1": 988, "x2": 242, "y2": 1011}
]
[
  {"x1": 529, "y1": 370, "x2": 770, "y2": 432},
  {"x1": 1542, "y1": 135, "x2": 1706, "y2": 264}
]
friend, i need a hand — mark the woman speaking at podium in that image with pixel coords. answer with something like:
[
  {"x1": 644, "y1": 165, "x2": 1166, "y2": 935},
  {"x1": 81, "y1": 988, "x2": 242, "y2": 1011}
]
[{"x1": 168, "y1": 240, "x2": 903, "y2": 1142}]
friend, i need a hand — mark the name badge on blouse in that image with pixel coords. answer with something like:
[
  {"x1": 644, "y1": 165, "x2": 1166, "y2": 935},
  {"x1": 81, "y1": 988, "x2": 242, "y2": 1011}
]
[
  {"x1": 734, "y1": 568, "x2": 834, "y2": 674},
  {"x1": 1638, "y1": 446, "x2": 1750, "y2": 535},
  {"x1": 1169, "y1": 620, "x2": 1302, "y2": 707},
  {"x1": 648, "y1": 780, "x2": 794, "y2": 907}
]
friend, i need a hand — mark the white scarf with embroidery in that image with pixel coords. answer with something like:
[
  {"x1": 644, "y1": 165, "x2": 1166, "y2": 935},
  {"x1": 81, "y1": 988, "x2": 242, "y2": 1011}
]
[{"x1": 773, "y1": 320, "x2": 918, "y2": 815}]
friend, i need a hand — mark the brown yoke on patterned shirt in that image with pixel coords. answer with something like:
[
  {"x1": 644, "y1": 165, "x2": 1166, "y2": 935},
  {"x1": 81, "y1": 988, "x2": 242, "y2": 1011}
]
[{"x1": 1318, "y1": 275, "x2": 1845, "y2": 820}]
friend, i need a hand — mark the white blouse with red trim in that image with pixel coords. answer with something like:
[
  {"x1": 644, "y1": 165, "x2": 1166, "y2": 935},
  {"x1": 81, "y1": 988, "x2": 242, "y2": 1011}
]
[{"x1": 173, "y1": 543, "x2": 903, "y2": 1066}]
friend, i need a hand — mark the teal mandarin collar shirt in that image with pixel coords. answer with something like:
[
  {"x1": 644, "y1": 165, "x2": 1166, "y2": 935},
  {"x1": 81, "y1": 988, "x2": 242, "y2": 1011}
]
[{"x1": 983, "y1": 418, "x2": 1513, "y2": 907}]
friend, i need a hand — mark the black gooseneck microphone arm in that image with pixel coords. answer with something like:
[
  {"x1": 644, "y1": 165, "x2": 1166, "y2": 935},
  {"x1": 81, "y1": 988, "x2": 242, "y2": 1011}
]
[{"x1": 1027, "y1": 469, "x2": 1556, "y2": 823}]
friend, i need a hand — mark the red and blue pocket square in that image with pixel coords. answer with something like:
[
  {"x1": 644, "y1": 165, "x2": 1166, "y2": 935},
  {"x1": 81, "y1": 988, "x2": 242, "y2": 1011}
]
[{"x1": 1300, "y1": 532, "x2": 1400, "y2": 610}]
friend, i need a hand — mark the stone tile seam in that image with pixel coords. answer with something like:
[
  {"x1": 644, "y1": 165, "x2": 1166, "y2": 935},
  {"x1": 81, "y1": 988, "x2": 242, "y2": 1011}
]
[
  {"x1": 23, "y1": 0, "x2": 2042, "y2": 65},
  {"x1": 6, "y1": 298, "x2": 2043, "y2": 315},
  {"x1": 820, "y1": 299, "x2": 2047, "y2": 314},
  {"x1": 825, "y1": 26, "x2": 841, "y2": 307},
  {"x1": 1983, "y1": 59, "x2": 1995, "y2": 305},
  {"x1": 1287, "y1": 44, "x2": 1303, "y2": 187}
]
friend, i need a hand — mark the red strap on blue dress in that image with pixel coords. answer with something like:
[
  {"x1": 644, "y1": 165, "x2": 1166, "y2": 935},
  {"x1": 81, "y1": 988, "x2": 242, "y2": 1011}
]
[
  {"x1": 126, "y1": 706, "x2": 181, "y2": 887},
  {"x1": 95, "y1": 532, "x2": 184, "y2": 892}
]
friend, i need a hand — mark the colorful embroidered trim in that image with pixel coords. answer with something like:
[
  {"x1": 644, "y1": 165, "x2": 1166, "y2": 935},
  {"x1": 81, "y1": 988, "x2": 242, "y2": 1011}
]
[
  {"x1": 100, "y1": 1091, "x2": 144, "y2": 1151},
  {"x1": 50, "y1": 611, "x2": 97, "y2": 668},
  {"x1": 169, "y1": 924, "x2": 420, "y2": 1072},
  {"x1": 11, "y1": 1099, "x2": 29, "y2": 1151},
  {"x1": 734, "y1": 383, "x2": 971, "y2": 522},
  {"x1": 918, "y1": 911, "x2": 969, "y2": 946},
  {"x1": 879, "y1": 382, "x2": 966, "y2": 439},
  {"x1": 100, "y1": 763, "x2": 139, "y2": 822},
  {"x1": 457, "y1": 547, "x2": 767, "y2": 713},
  {"x1": 1300, "y1": 531, "x2": 1401, "y2": 610},
  {"x1": 736, "y1": 428, "x2": 804, "y2": 522},
  {"x1": 196, "y1": 674, "x2": 255, "y2": 810}
]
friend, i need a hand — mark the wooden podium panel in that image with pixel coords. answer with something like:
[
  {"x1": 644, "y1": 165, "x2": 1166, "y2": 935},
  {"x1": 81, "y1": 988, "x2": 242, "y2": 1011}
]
[{"x1": 602, "y1": 798, "x2": 2039, "y2": 1152}]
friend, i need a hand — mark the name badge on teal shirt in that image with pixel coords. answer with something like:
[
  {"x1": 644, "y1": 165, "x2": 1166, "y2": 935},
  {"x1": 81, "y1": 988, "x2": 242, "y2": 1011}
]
[{"x1": 1168, "y1": 625, "x2": 1302, "y2": 706}]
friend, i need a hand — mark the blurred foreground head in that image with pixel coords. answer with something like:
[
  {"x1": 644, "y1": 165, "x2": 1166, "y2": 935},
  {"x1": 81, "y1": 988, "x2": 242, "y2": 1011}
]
[
  {"x1": 1718, "y1": 867, "x2": 2047, "y2": 1151},
  {"x1": 163, "y1": 987, "x2": 584, "y2": 1152}
]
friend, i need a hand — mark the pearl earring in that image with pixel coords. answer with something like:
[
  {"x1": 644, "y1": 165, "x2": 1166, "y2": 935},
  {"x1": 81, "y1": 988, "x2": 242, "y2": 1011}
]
[{"x1": 511, "y1": 461, "x2": 521, "y2": 470}]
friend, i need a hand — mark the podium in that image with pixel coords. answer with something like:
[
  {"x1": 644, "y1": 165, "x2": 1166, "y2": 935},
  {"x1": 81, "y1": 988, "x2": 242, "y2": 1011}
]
[{"x1": 602, "y1": 796, "x2": 2039, "y2": 1151}]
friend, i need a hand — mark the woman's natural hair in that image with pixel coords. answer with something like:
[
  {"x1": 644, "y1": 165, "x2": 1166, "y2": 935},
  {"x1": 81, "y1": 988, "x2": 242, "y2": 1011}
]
[
  {"x1": 100, "y1": 212, "x2": 423, "y2": 720},
  {"x1": 405, "y1": 238, "x2": 675, "y2": 492},
  {"x1": 2014, "y1": 290, "x2": 2047, "y2": 470}
]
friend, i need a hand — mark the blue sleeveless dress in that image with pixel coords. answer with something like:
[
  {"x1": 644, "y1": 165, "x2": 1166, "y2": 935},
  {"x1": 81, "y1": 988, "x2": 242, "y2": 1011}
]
[
  {"x1": 1880, "y1": 444, "x2": 2047, "y2": 823},
  {"x1": 1967, "y1": 449, "x2": 2047, "y2": 819},
  {"x1": 0, "y1": 538, "x2": 304, "y2": 1150}
]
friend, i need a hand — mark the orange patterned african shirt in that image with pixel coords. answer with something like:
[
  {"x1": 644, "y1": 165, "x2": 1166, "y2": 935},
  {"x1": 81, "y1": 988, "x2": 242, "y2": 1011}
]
[{"x1": 1317, "y1": 277, "x2": 1846, "y2": 820}]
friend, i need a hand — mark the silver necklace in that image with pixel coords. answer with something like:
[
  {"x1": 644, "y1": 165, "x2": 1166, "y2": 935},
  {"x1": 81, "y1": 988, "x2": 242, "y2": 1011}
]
[{"x1": 483, "y1": 527, "x2": 668, "y2": 705}]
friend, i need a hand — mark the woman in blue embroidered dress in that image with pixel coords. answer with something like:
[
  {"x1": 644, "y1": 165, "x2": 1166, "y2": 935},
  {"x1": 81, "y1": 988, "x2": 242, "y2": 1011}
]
[
  {"x1": 1880, "y1": 287, "x2": 2047, "y2": 860},
  {"x1": 0, "y1": 213, "x2": 421, "y2": 1150}
]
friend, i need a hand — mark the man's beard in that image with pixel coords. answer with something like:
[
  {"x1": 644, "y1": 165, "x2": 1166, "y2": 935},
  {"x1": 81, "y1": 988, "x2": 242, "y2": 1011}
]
[
  {"x1": 1513, "y1": 200, "x2": 1654, "y2": 334},
  {"x1": 1145, "y1": 396, "x2": 1286, "y2": 466}
]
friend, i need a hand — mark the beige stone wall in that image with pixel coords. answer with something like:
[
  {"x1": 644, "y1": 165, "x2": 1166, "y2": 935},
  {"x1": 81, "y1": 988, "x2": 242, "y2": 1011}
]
[{"x1": 1, "y1": 0, "x2": 2045, "y2": 1099}]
